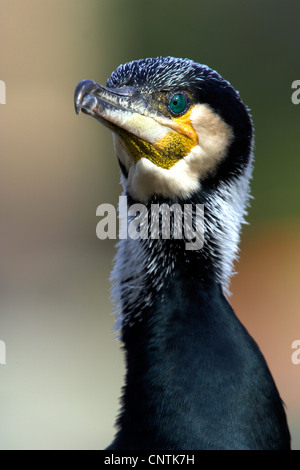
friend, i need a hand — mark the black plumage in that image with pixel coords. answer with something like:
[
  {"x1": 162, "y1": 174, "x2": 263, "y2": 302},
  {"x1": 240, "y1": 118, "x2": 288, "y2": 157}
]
[
  {"x1": 109, "y1": 278, "x2": 289, "y2": 450},
  {"x1": 74, "y1": 57, "x2": 291, "y2": 450}
]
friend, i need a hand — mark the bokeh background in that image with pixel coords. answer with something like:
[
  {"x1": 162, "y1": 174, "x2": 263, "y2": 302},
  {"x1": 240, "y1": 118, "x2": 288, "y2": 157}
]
[{"x1": 0, "y1": 0, "x2": 299, "y2": 449}]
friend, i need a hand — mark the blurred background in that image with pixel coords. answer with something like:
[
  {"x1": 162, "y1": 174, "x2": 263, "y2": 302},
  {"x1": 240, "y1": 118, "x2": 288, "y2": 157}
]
[{"x1": 0, "y1": 0, "x2": 299, "y2": 450}]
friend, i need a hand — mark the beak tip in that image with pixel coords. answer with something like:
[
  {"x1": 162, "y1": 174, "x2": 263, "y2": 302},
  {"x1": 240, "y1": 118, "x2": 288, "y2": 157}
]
[
  {"x1": 74, "y1": 79, "x2": 96, "y2": 116},
  {"x1": 74, "y1": 102, "x2": 81, "y2": 115}
]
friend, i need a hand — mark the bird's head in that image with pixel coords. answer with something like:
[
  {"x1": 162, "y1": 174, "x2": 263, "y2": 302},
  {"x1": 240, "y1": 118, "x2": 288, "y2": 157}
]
[{"x1": 74, "y1": 56, "x2": 253, "y2": 204}]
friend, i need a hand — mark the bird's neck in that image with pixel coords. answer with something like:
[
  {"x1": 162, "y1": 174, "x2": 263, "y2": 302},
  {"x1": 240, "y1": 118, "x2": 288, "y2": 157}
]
[
  {"x1": 111, "y1": 169, "x2": 252, "y2": 329},
  {"x1": 116, "y1": 276, "x2": 228, "y2": 446},
  {"x1": 110, "y1": 274, "x2": 267, "y2": 450},
  {"x1": 110, "y1": 269, "x2": 289, "y2": 451}
]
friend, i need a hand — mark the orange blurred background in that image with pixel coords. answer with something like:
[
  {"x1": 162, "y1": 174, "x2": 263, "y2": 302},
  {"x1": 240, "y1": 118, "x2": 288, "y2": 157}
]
[{"x1": 0, "y1": 0, "x2": 299, "y2": 449}]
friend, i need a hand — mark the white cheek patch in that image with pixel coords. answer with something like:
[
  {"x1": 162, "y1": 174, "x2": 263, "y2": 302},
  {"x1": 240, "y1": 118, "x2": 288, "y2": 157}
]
[
  {"x1": 190, "y1": 103, "x2": 234, "y2": 173},
  {"x1": 113, "y1": 104, "x2": 234, "y2": 202}
]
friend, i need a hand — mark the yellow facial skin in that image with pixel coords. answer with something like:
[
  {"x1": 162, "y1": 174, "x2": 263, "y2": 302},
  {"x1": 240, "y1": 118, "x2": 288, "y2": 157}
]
[{"x1": 116, "y1": 107, "x2": 199, "y2": 170}]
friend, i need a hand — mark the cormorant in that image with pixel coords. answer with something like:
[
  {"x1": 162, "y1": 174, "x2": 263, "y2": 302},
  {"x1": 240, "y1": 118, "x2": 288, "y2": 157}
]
[{"x1": 74, "y1": 57, "x2": 291, "y2": 450}]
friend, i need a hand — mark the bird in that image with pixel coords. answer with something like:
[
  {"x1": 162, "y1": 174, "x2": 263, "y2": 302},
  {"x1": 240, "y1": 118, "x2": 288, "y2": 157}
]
[{"x1": 74, "y1": 56, "x2": 291, "y2": 450}]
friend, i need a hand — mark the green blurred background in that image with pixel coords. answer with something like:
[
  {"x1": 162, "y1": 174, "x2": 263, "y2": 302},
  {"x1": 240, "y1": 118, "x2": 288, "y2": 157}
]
[{"x1": 0, "y1": 0, "x2": 299, "y2": 449}]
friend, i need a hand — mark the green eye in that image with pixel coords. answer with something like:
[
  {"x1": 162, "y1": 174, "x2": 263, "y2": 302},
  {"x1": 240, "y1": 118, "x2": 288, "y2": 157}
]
[{"x1": 169, "y1": 93, "x2": 188, "y2": 115}]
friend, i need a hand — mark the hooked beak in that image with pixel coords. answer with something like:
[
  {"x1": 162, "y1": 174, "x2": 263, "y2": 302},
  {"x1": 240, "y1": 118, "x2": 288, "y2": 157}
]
[
  {"x1": 75, "y1": 80, "x2": 145, "y2": 117},
  {"x1": 74, "y1": 79, "x2": 170, "y2": 142}
]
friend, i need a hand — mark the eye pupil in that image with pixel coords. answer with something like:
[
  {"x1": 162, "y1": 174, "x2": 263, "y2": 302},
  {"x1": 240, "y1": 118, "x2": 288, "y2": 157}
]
[{"x1": 169, "y1": 93, "x2": 188, "y2": 115}]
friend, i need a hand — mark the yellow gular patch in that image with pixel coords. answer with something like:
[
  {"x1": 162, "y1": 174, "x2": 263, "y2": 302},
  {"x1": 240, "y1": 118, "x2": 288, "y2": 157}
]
[
  {"x1": 116, "y1": 107, "x2": 198, "y2": 170},
  {"x1": 152, "y1": 131, "x2": 196, "y2": 169}
]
